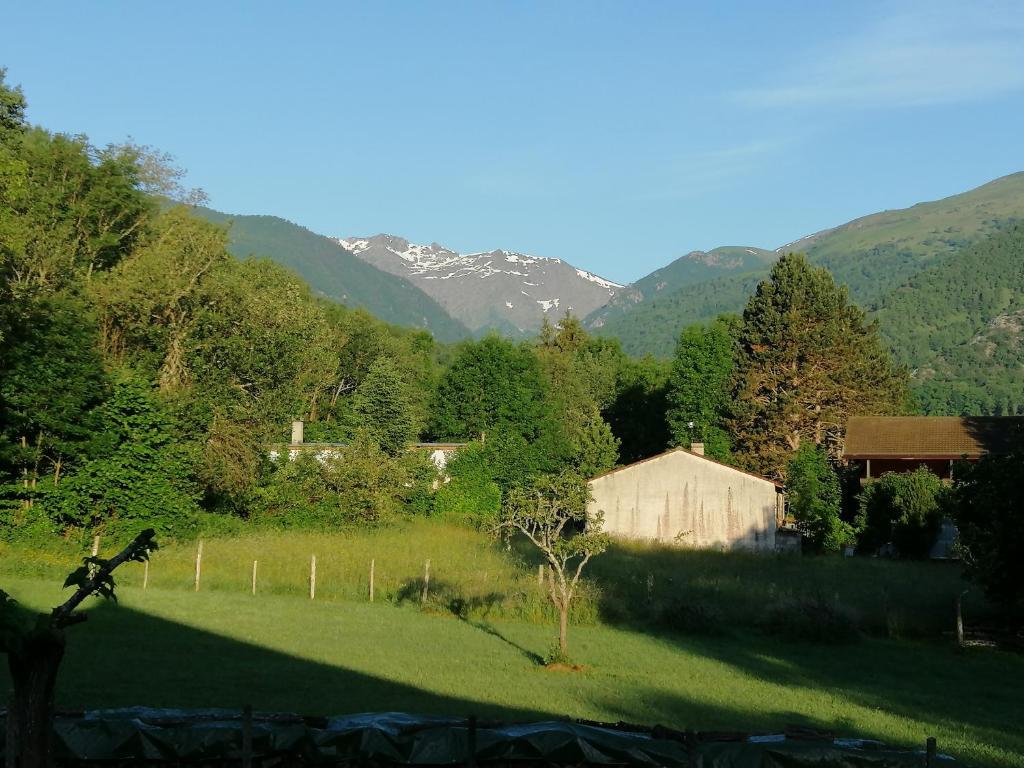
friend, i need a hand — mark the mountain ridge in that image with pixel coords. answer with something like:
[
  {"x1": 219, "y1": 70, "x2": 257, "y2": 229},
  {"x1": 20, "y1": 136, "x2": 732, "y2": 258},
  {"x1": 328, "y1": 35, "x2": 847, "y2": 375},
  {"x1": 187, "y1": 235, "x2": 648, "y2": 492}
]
[
  {"x1": 193, "y1": 209, "x2": 471, "y2": 342},
  {"x1": 337, "y1": 233, "x2": 621, "y2": 336},
  {"x1": 586, "y1": 171, "x2": 1024, "y2": 358}
]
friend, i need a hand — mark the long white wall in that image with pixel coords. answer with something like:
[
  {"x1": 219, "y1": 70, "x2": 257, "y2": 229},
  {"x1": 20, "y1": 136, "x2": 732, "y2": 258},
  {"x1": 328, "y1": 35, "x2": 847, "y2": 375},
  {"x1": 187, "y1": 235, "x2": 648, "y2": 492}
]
[{"x1": 588, "y1": 449, "x2": 779, "y2": 552}]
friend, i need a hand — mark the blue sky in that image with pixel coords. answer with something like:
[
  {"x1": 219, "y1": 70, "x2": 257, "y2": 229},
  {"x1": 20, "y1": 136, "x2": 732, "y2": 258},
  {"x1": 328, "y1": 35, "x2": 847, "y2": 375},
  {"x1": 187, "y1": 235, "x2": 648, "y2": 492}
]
[{"x1": 6, "y1": 1, "x2": 1024, "y2": 283}]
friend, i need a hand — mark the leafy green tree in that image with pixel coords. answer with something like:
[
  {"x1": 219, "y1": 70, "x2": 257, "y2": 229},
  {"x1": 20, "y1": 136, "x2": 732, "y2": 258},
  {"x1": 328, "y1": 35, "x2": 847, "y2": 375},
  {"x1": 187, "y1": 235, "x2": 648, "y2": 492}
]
[
  {"x1": 430, "y1": 335, "x2": 554, "y2": 444},
  {"x1": 947, "y1": 441, "x2": 1024, "y2": 621},
  {"x1": 0, "y1": 295, "x2": 108, "y2": 493},
  {"x1": 535, "y1": 315, "x2": 619, "y2": 477},
  {"x1": 731, "y1": 253, "x2": 909, "y2": 479},
  {"x1": 665, "y1": 315, "x2": 738, "y2": 460},
  {"x1": 46, "y1": 374, "x2": 200, "y2": 537},
  {"x1": 855, "y1": 469, "x2": 948, "y2": 558},
  {"x1": 785, "y1": 444, "x2": 851, "y2": 553},
  {"x1": 498, "y1": 472, "x2": 608, "y2": 658},
  {"x1": 93, "y1": 207, "x2": 231, "y2": 391},
  {"x1": 353, "y1": 356, "x2": 417, "y2": 456},
  {"x1": 603, "y1": 355, "x2": 670, "y2": 463}
]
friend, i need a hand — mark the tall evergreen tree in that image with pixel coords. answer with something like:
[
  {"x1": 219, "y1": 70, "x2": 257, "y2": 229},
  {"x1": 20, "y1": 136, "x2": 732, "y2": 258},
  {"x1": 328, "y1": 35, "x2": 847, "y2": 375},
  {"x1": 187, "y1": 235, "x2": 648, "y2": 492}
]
[
  {"x1": 665, "y1": 315, "x2": 738, "y2": 461},
  {"x1": 730, "y1": 253, "x2": 909, "y2": 479}
]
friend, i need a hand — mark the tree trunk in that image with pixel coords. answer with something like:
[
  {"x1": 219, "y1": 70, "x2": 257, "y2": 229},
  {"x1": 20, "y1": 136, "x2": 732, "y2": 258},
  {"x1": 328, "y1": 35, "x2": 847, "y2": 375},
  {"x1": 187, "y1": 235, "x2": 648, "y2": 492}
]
[
  {"x1": 558, "y1": 604, "x2": 568, "y2": 655},
  {"x1": 7, "y1": 629, "x2": 66, "y2": 768}
]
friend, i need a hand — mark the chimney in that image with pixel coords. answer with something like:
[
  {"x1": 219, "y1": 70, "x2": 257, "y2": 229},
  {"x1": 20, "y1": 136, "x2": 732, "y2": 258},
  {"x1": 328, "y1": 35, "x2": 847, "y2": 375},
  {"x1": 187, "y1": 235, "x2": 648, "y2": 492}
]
[
  {"x1": 690, "y1": 442, "x2": 705, "y2": 456},
  {"x1": 291, "y1": 420, "x2": 304, "y2": 445}
]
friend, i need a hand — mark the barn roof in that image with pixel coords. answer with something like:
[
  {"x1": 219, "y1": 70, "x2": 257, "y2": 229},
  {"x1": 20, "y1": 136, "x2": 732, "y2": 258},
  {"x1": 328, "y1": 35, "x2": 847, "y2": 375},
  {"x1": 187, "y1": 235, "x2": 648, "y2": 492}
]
[
  {"x1": 844, "y1": 416, "x2": 1024, "y2": 459},
  {"x1": 589, "y1": 447, "x2": 783, "y2": 489}
]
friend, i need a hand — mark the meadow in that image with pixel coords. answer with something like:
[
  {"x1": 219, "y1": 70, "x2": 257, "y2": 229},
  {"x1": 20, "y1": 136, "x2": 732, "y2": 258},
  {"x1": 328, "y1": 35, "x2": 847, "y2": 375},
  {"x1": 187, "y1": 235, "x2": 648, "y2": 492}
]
[{"x1": 2, "y1": 521, "x2": 1022, "y2": 768}]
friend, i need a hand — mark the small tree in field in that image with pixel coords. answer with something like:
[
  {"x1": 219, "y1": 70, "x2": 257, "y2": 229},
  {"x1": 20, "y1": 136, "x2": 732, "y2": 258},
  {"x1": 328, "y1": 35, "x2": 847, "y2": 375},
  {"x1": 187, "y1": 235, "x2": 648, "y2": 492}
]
[
  {"x1": 498, "y1": 472, "x2": 608, "y2": 661},
  {"x1": 0, "y1": 529, "x2": 157, "y2": 768}
]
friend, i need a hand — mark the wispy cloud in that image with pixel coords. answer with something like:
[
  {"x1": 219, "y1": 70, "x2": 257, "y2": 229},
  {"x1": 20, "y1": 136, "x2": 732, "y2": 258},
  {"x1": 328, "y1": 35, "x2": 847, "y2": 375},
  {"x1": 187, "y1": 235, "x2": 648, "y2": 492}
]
[{"x1": 735, "y1": 2, "x2": 1024, "y2": 109}]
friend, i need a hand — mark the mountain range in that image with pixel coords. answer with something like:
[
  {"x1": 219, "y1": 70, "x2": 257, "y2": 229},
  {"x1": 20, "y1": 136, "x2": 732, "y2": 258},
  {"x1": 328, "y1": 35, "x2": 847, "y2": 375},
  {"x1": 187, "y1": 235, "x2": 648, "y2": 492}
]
[
  {"x1": 197, "y1": 171, "x2": 1024, "y2": 414},
  {"x1": 336, "y1": 235, "x2": 620, "y2": 336}
]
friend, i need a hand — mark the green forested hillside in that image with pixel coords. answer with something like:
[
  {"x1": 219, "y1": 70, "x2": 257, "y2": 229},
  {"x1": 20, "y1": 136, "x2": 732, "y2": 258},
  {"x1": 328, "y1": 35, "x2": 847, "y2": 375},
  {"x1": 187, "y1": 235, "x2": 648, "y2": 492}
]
[
  {"x1": 586, "y1": 246, "x2": 774, "y2": 341},
  {"x1": 875, "y1": 223, "x2": 1024, "y2": 414},
  {"x1": 589, "y1": 272, "x2": 765, "y2": 356},
  {"x1": 589, "y1": 174, "x2": 1024, "y2": 413},
  {"x1": 195, "y1": 208, "x2": 471, "y2": 342},
  {"x1": 791, "y1": 172, "x2": 1024, "y2": 305}
]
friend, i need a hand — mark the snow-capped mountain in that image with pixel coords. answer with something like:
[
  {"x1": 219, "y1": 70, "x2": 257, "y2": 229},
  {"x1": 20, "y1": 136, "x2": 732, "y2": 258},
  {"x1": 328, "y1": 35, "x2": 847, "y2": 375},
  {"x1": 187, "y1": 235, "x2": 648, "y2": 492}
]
[{"x1": 336, "y1": 234, "x2": 621, "y2": 335}]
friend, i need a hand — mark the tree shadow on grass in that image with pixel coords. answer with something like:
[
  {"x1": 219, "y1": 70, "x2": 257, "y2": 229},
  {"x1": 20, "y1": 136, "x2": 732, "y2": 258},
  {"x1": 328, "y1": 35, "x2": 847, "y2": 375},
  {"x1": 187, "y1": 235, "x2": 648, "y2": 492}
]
[
  {"x1": 581, "y1": 675, "x2": 1023, "y2": 768},
  {"x1": 458, "y1": 618, "x2": 544, "y2": 666},
  {"x1": 0, "y1": 600, "x2": 553, "y2": 721},
  {"x1": 392, "y1": 577, "x2": 543, "y2": 665},
  {"x1": 597, "y1": 628, "x2": 1024, "y2": 768}
]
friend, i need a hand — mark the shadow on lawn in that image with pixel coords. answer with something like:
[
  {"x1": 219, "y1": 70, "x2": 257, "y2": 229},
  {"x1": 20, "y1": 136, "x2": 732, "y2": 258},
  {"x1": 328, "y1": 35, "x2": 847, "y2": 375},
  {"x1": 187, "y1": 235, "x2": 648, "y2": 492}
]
[
  {"x1": 599, "y1": 628, "x2": 1024, "y2": 767},
  {"x1": 0, "y1": 601, "x2": 553, "y2": 721}
]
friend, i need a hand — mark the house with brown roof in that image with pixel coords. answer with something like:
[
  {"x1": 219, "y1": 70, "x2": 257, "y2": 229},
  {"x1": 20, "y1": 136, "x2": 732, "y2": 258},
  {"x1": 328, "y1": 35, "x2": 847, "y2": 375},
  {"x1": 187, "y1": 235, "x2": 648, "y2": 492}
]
[
  {"x1": 587, "y1": 444, "x2": 784, "y2": 552},
  {"x1": 843, "y1": 416, "x2": 1024, "y2": 482}
]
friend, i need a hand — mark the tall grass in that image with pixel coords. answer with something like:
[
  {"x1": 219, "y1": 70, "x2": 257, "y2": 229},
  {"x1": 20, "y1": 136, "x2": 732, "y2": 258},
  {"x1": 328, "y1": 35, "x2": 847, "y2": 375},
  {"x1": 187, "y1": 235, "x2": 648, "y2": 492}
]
[{"x1": 0, "y1": 519, "x2": 982, "y2": 637}]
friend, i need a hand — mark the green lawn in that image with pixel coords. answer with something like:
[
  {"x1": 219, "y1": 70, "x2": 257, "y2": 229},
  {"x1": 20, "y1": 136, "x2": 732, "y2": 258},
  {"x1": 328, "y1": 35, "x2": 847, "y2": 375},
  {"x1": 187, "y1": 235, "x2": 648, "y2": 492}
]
[{"x1": 1, "y1": 525, "x2": 1022, "y2": 767}]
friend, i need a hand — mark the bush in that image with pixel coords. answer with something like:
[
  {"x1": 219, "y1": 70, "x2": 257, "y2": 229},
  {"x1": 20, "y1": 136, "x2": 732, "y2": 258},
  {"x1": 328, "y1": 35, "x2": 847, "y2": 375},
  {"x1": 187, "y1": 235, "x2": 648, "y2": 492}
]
[
  {"x1": 855, "y1": 468, "x2": 948, "y2": 558},
  {"x1": 786, "y1": 444, "x2": 852, "y2": 553},
  {"x1": 760, "y1": 593, "x2": 861, "y2": 643},
  {"x1": 433, "y1": 443, "x2": 501, "y2": 528},
  {"x1": 250, "y1": 436, "x2": 439, "y2": 530}
]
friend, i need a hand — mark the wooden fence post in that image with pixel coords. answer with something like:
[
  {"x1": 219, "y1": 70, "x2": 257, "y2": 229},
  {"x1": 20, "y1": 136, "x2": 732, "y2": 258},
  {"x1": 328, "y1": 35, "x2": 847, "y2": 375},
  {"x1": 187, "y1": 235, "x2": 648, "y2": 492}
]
[
  {"x1": 194, "y1": 540, "x2": 203, "y2": 592},
  {"x1": 310, "y1": 555, "x2": 317, "y2": 600},
  {"x1": 925, "y1": 737, "x2": 936, "y2": 768},
  {"x1": 955, "y1": 591, "x2": 966, "y2": 648},
  {"x1": 242, "y1": 704, "x2": 253, "y2": 768},
  {"x1": 252, "y1": 560, "x2": 258, "y2": 597},
  {"x1": 91, "y1": 535, "x2": 100, "y2": 557},
  {"x1": 422, "y1": 559, "x2": 431, "y2": 603},
  {"x1": 143, "y1": 559, "x2": 149, "y2": 590},
  {"x1": 369, "y1": 559, "x2": 375, "y2": 603}
]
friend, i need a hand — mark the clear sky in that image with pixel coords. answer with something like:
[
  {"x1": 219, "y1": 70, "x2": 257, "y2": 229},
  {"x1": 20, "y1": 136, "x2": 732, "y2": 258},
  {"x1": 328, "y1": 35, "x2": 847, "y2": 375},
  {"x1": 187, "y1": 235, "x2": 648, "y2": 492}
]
[{"x1": 6, "y1": 1, "x2": 1024, "y2": 283}]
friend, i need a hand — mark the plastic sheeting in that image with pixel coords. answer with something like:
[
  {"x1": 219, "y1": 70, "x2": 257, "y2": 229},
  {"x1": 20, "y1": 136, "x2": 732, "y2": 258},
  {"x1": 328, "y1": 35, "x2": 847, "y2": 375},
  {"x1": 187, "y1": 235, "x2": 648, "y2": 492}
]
[{"x1": 0, "y1": 709, "x2": 957, "y2": 766}]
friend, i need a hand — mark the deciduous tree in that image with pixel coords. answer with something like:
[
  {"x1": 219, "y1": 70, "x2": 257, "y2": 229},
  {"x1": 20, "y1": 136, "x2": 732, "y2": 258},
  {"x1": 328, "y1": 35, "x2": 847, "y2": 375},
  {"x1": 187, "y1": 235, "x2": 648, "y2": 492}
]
[
  {"x1": 498, "y1": 472, "x2": 608, "y2": 658},
  {"x1": 665, "y1": 315, "x2": 738, "y2": 461}
]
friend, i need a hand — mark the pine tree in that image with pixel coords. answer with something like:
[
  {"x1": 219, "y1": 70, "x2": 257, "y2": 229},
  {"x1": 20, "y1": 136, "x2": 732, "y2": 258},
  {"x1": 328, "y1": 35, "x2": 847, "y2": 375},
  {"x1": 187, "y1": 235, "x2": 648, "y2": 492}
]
[{"x1": 730, "y1": 253, "x2": 908, "y2": 479}]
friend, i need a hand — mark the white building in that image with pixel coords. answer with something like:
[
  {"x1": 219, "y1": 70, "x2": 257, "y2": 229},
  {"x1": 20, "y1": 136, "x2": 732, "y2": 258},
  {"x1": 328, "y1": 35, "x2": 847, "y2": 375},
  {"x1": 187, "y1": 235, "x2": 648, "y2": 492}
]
[{"x1": 588, "y1": 445, "x2": 783, "y2": 552}]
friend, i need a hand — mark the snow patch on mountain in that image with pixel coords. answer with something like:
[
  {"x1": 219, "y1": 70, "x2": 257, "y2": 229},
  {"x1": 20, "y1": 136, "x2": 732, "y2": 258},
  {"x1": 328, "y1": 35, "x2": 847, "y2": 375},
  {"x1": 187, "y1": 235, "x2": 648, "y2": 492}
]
[{"x1": 575, "y1": 268, "x2": 622, "y2": 289}]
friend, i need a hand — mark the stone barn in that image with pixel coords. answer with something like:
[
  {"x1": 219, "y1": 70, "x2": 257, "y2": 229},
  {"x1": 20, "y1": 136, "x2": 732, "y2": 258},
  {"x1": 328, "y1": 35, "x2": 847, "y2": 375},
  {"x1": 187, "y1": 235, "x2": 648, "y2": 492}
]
[{"x1": 588, "y1": 446, "x2": 783, "y2": 552}]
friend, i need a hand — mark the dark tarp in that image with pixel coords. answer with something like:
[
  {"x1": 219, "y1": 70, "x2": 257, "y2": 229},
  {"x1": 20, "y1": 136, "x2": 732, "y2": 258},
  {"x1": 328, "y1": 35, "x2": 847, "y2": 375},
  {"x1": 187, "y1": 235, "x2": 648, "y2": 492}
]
[{"x1": 0, "y1": 709, "x2": 957, "y2": 767}]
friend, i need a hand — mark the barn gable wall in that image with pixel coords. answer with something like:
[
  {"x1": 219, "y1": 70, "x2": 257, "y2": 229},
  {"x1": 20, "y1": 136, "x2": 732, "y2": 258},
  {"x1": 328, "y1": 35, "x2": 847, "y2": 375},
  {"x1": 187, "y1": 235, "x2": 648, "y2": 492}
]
[{"x1": 588, "y1": 450, "x2": 778, "y2": 552}]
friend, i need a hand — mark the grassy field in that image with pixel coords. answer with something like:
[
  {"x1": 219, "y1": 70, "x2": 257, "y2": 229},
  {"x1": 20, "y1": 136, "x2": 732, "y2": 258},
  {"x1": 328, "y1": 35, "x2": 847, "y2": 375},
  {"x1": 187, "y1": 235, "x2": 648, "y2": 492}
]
[{"x1": 2, "y1": 522, "x2": 1022, "y2": 767}]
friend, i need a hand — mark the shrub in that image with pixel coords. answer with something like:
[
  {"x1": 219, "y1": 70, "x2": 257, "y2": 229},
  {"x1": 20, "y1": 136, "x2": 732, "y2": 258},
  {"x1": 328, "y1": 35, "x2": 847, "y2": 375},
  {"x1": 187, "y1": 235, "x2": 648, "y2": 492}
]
[
  {"x1": 543, "y1": 639, "x2": 574, "y2": 667},
  {"x1": 855, "y1": 468, "x2": 948, "y2": 558},
  {"x1": 786, "y1": 444, "x2": 852, "y2": 553},
  {"x1": 433, "y1": 442, "x2": 501, "y2": 528},
  {"x1": 760, "y1": 593, "x2": 861, "y2": 643}
]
